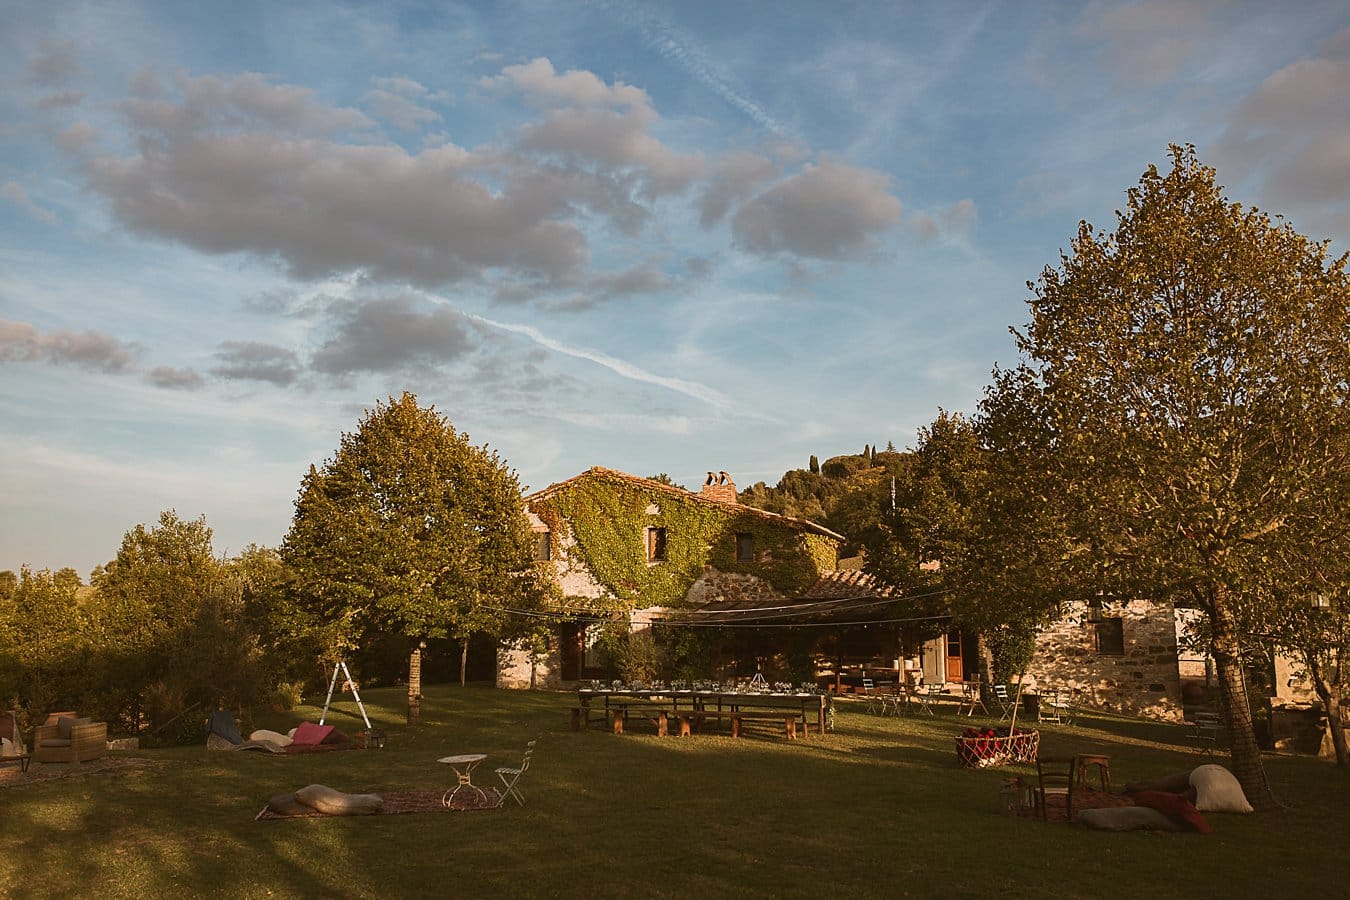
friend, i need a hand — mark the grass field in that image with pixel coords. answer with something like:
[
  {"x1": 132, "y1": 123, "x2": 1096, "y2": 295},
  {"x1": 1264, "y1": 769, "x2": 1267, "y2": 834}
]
[{"x1": 4, "y1": 684, "x2": 1349, "y2": 899}]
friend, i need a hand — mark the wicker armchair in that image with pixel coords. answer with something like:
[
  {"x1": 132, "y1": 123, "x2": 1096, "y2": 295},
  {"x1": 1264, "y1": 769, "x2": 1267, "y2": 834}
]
[{"x1": 33, "y1": 717, "x2": 107, "y2": 764}]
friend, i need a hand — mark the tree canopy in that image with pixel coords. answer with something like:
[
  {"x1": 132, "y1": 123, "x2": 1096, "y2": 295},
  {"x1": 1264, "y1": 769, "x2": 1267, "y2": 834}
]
[
  {"x1": 990, "y1": 145, "x2": 1350, "y2": 807},
  {"x1": 281, "y1": 393, "x2": 549, "y2": 670}
]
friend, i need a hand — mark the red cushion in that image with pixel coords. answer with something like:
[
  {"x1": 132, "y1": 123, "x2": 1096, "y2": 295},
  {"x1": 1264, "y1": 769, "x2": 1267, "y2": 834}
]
[
  {"x1": 1130, "y1": 790, "x2": 1212, "y2": 834},
  {"x1": 290, "y1": 722, "x2": 335, "y2": 746}
]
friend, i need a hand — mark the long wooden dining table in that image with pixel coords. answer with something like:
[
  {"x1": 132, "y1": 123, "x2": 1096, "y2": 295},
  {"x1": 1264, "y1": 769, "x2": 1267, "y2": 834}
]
[{"x1": 573, "y1": 688, "x2": 829, "y2": 737}]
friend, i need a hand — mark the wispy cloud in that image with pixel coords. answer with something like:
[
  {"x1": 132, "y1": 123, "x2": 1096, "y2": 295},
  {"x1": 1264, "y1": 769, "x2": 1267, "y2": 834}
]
[
  {"x1": 602, "y1": 1, "x2": 788, "y2": 137},
  {"x1": 459, "y1": 306, "x2": 728, "y2": 408}
]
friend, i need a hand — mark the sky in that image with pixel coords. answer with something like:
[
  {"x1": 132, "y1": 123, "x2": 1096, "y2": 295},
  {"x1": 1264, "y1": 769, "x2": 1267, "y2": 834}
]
[{"x1": 3, "y1": 1, "x2": 1350, "y2": 578}]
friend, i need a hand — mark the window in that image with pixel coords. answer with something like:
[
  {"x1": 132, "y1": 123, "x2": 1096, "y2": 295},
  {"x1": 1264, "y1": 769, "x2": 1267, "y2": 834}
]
[
  {"x1": 1094, "y1": 617, "x2": 1125, "y2": 655},
  {"x1": 645, "y1": 526, "x2": 667, "y2": 562},
  {"x1": 535, "y1": 531, "x2": 551, "y2": 562},
  {"x1": 735, "y1": 532, "x2": 754, "y2": 562}
]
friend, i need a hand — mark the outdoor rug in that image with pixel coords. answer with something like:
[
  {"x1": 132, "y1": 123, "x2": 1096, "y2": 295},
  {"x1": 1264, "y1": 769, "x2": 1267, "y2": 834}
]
[
  {"x1": 0, "y1": 756, "x2": 169, "y2": 789},
  {"x1": 255, "y1": 788, "x2": 503, "y2": 820},
  {"x1": 1020, "y1": 787, "x2": 1135, "y2": 824}
]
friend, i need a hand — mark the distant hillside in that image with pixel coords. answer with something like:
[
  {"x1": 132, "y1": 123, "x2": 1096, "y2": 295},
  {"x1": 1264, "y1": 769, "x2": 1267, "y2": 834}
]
[{"x1": 737, "y1": 444, "x2": 912, "y2": 555}]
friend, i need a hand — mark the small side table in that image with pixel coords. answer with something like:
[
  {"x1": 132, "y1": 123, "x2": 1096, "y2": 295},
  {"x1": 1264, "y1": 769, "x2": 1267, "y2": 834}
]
[
  {"x1": 438, "y1": 753, "x2": 488, "y2": 807},
  {"x1": 1074, "y1": 753, "x2": 1112, "y2": 792}
]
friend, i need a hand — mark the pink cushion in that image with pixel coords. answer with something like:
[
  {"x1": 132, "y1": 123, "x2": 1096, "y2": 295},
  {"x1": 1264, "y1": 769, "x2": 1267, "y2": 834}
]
[
  {"x1": 1131, "y1": 790, "x2": 1212, "y2": 834},
  {"x1": 290, "y1": 722, "x2": 335, "y2": 746}
]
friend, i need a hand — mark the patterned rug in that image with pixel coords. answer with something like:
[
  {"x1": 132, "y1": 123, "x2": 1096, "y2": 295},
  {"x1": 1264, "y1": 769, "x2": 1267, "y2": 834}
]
[
  {"x1": 1021, "y1": 787, "x2": 1136, "y2": 823},
  {"x1": 0, "y1": 755, "x2": 168, "y2": 789},
  {"x1": 255, "y1": 788, "x2": 503, "y2": 820}
]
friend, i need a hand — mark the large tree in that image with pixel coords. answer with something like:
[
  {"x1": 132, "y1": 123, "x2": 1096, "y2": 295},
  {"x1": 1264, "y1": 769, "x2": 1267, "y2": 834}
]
[
  {"x1": 993, "y1": 145, "x2": 1350, "y2": 809},
  {"x1": 281, "y1": 392, "x2": 548, "y2": 686},
  {"x1": 866, "y1": 410, "x2": 1070, "y2": 699}
]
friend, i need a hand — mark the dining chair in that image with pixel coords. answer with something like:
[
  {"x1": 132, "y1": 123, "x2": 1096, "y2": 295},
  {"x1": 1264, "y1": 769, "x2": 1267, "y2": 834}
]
[{"x1": 1035, "y1": 755, "x2": 1076, "y2": 821}]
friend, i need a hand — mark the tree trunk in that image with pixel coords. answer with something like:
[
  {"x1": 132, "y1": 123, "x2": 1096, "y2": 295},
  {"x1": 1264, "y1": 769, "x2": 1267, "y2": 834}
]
[
  {"x1": 975, "y1": 630, "x2": 996, "y2": 707},
  {"x1": 407, "y1": 647, "x2": 422, "y2": 726},
  {"x1": 460, "y1": 640, "x2": 469, "y2": 687},
  {"x1": 1306, "y1": 654, "x2": 1348, "y2": 767},
  {"x1": 1209, "y1": 586, "x2": 1275, "y2": 809}
]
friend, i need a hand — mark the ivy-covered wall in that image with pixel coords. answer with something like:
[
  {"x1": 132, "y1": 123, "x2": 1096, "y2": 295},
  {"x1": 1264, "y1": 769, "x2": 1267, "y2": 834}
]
[{"x1": 530, "y1": 469, "x2": 839, "y2": 609}]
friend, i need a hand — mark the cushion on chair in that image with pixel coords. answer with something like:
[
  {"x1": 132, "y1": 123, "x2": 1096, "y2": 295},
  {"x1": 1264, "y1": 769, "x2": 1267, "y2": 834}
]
[
  {"x1": 1078, "y1": 806, "x2": 1182, "y2": 831},
  {"x1": 1189, "y1": 764, "x2": 1253, "y2": 813},
  {"x1": 57, "y1": 716, "x2": 90, "y2": 740},
  {"x1": 40, "y1": 738, "x2": 73, "y2": 748},
  {"x1": 290, "y1": 722, "x2": 334, "y2": 746},
  {"x1": 1130, "y1": 791, "x2": 1212, "y2": 833},
  {"x1": 295, "y1": 783, "x2": 383, "y2": 816}
]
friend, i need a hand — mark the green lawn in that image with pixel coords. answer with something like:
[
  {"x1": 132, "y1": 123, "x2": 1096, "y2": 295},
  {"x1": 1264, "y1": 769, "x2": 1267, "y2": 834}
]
[{"x1": 3, "y1": 685, "x2": 1348, "y2": 899}]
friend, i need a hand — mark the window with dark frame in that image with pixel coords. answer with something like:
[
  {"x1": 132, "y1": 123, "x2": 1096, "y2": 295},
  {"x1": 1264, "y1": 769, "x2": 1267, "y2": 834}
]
[
  {"x1": 1094, "y1": 617, "x2": 1125, "y2": 655},
  {"x1": 735, "y1": 531, "x2": 754, "y2": 562},
  {"x1": 535, "y1": 531, "x2": 551, "y2": 562},
  {"x1": 646, "y1": 526, "x2": 667, "y2": 562}
]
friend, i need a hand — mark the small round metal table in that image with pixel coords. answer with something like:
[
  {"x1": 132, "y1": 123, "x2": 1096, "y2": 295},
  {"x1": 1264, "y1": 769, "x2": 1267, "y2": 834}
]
[{"x1": 438, "y1": 753, "x2": 488, "y2": 807}]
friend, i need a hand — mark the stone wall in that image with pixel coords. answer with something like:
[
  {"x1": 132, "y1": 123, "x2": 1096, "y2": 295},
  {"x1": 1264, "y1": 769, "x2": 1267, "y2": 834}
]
[
  {"x1": 684, "y1": 568, "x2": 788, "y2": 606},
  {"x1": 1025, "y1": 599, "x2": 1183, "y2": 721},
  {"x1": 497, "y1": 637, "x2": 559, "y2": 690}
]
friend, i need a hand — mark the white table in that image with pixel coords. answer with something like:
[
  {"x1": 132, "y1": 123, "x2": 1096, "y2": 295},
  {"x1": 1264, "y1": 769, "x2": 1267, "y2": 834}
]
[{"x1": 438, "y1": 753, "x2": 488, "y2": 807}]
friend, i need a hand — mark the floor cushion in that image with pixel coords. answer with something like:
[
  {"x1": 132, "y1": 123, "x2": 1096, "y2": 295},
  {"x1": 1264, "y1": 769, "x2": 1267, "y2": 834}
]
[
  {"x1": 1189, "y1": 764, "x2": 1253, "y2": 813},
  {"x1": 290, "y1": 722, "x2": 335, "y2": 746},
  {"x1": 1130, "y1": 790, "x2": 1212, "y2": 833},
  {"x1": 249, "y1": 729, "x2": 294, "y2": 747},
  {"x1": 1078, "y1": 806, "x2": 1181, "y2": 831},
  {"x1": 266, "y1": 792, "x2": 314, "y2": 817},
  {"x1": 295, "y1": 783, "x2": 383, "y2": 816}
]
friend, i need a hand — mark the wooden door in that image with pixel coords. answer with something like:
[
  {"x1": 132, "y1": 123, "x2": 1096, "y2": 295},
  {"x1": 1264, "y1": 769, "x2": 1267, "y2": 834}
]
[
  {"x1": 945, "y1": 629, "x2": 965, "y2": 682},
  {"x1": 559, "y1": 624, "x2": 581, "y2": 681}
]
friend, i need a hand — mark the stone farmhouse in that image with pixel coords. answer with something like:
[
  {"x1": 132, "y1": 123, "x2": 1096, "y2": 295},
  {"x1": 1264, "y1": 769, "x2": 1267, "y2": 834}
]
[{"x1": 496, "y1": 466, "x2": 1194, "y2": 722}]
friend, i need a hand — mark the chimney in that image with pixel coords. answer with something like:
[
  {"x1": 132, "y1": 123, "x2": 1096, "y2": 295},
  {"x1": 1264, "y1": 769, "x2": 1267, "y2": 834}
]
[{"x1": 699, "y1": 470, "x2": 737, "y2": 503}]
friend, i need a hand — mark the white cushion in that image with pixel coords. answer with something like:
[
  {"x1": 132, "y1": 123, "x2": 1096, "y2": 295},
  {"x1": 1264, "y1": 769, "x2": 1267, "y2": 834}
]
[
  {"x1": 1189, "y1": 764, "x2": 1253, "y2": 814},
  {"x1": 295, "y1": 783, "x2": 383, "y2": 816},
  {"x1": 248, "y1": 729, "x2": 293, "y2": 747}
]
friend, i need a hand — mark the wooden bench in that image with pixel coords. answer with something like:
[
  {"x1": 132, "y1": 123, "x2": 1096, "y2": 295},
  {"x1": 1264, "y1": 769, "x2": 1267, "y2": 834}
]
[
  {"x1": 666, "y1": 709, "x2": 732, "y2": 737},
  {"x1": 568, "y1": 706, "x2": 606, "y2": 731},
  {"x1": 729, "y1": 710, "x2": 805, "y2": 739},
  {"x1": 609, "y1": 705, "x2": 675, "y2": 736}
]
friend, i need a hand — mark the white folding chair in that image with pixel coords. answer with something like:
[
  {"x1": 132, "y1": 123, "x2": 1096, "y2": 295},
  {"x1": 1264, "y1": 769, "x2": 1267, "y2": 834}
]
[
  {"x1": 860, "y1": 678, "x2": 882, "y2": 715},
  {"x1": 993, "y1": 684, "x2": 1013, "y2": 721},
  {"x1": 495, "y1": 738, "x2": 536, "y2": 807}
]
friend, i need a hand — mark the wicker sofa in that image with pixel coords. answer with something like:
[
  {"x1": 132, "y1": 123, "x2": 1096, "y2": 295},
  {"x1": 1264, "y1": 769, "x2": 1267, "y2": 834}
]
[{"x1": 33, "y1": 716, "x2": 107, "y2": 764}]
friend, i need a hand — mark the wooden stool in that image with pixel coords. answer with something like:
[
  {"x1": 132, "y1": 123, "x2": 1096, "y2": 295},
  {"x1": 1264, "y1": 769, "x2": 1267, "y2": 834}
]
[{"x1": 1074, "y1": 753, "x2": 1112, "y2": 792}]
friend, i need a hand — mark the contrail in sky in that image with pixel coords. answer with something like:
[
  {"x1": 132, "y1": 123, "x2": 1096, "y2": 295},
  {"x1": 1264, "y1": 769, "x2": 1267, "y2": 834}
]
[
  {"x1": 460, "y1": 309, "x2": 730, "y2": 409},
  {"x1": 597, "y1": 0, "x2": 789, "y2": 138}
]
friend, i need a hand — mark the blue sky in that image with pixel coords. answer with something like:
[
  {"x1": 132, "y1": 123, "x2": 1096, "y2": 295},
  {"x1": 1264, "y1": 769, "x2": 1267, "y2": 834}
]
[{"x1": 4, "y1": 1, "x2": 1349, "y2": 577}]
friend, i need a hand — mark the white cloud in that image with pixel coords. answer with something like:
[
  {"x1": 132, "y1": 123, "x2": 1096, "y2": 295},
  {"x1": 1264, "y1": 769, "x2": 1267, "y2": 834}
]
[
  {"x1": 1, "y1": 181, "x2": 57, "y2": 224},
  {"x1": 482, "y1": 57, "x2": 650, "y2": 111},
  {"x1": 731, "y1": 161, "x2": 902, "y2": 260},
  {"x1": 1217, "y1": 39, "x2": 1350, "y2": 235}
]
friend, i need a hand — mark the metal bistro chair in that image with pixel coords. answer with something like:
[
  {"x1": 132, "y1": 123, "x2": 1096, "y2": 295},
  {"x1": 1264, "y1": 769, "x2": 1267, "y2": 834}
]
[
  {"x1": 993, "y1": 684, "x2": 1014, "y2": 721},
  {"x1": 495, "y1": 738, "x2": 536, "y2": 807},
  {"x1": 1186, "y1": 710, "x2": 1222, "y2": 757},
  {"x1": 1038, "y1": 689, "x2": 1073, "y2": 725},
  {"x1": 860, "y1": 678, "x2": 883, "y2": 715}
]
